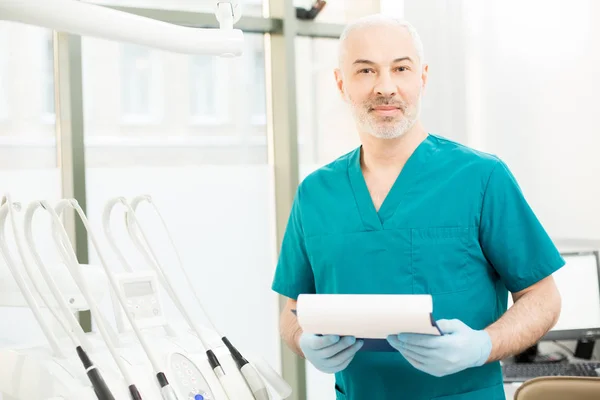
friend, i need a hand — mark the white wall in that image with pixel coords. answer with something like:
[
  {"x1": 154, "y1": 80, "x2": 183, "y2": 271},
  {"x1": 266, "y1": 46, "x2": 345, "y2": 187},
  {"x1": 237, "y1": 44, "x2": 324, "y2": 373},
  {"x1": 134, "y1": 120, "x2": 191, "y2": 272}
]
[{"x1": 407, "y1": 0, "x2": 600, "y2": 241}]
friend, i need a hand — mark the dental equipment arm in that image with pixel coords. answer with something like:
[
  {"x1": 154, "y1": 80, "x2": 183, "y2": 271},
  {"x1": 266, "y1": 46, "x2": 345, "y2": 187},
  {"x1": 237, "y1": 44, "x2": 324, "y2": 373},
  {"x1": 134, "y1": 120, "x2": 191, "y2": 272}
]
[
  {"x1": 0, "y1": 0, "x2": 243, "y2": 56},
  {"x1": 0, "y1": 195, "x2": 65, "y2": 358},
  {"x1": 22, "y1": 201, "x2": 93, "y2": 352},
  {"x1": 64, "y1": 199, "x2": 178, "y2": 400},
  {"x1": 128, "y1": 195, "x2": 290, "y2": 399}
]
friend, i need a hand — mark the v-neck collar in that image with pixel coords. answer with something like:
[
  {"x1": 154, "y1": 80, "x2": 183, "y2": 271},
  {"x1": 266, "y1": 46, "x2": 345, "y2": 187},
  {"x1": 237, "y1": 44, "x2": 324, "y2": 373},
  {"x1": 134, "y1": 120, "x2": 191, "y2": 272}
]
[{"x1": 347, "y1": 134, "x2": 437, "y2": 230}]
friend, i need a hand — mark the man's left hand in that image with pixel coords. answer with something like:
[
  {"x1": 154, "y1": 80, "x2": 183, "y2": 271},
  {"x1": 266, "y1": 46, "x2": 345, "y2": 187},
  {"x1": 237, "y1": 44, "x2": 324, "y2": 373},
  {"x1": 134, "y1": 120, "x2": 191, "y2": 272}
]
[{"x1": 386, "y1": 319, "x2": 493, "y2": 377}]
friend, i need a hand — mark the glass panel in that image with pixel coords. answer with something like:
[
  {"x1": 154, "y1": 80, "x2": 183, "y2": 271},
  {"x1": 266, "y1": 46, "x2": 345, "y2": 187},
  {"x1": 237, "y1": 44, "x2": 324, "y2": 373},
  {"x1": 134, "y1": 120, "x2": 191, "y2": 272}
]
[
  {"x1": 0, "y1": 26, "x2": 8, "y2": 122},
  {"x1": 84, "y1": 0, "x2": 265, "y2": 16},
  {"x1": 120, "y1": 43, "x2": 154, "y2": 120},
  {"x1": 296, "y1": 37, "x2": 359, "y2": 180},
  {"x1": 81, "y1": 32, "x2": 279, "y2": 371},
  {"x1": 42, "y1": 33, "x2": 55, "y2": 121},
  {"x1": 0, "y1": 22, "x2": 62, "y2": 347},
  {"x1": 189, "y1": 55, "x2": 217, "y2": 118}
]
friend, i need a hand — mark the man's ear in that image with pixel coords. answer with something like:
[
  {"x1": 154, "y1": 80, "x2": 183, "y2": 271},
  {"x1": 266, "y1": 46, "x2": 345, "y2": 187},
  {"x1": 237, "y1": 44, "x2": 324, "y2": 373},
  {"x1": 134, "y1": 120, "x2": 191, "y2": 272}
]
[
  {"x1": 334, "y1": 68, "x2": 346, "y2": 100},
  {"x1": 421, "y1": 63, "x2": 429, "y2": 91}
]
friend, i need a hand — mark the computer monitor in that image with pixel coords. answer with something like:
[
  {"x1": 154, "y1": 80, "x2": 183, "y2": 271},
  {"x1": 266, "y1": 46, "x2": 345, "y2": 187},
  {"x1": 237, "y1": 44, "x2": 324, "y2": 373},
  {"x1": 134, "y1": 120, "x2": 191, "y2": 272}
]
[
  {"x1": 506, "y1": 250, "x2": 600, "y2": 341},
  {"x1": 542, "y1": 251, "x2": 600, "y2": 341}
]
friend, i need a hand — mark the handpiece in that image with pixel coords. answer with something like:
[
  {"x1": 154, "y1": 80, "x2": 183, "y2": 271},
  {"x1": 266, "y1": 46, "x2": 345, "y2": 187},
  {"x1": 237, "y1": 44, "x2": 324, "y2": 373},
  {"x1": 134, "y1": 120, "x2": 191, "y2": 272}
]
[
  {"x1": 76, "y1": 346, "x2": 117, "y2": 400},
  {"x1": 157, "y1": 373, "x2": 179, "y2": 400}
]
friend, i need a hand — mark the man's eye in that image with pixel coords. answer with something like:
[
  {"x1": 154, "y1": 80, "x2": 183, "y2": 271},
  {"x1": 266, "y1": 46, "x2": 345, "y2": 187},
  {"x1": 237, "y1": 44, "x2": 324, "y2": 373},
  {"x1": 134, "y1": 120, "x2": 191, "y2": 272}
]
[
  {"x1": 396, "y1": 66, "x2": 408, "y2": 72},
  {"x1": 358, "y1": 69, "x2": 374, "y2": 74}
]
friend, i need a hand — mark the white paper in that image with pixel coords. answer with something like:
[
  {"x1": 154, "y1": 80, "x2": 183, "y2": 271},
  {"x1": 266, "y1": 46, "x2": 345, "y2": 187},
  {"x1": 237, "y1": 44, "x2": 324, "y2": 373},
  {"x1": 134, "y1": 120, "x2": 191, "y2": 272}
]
[{"x1": 296, "y1": 294, "x2": 440, "y2": 338}]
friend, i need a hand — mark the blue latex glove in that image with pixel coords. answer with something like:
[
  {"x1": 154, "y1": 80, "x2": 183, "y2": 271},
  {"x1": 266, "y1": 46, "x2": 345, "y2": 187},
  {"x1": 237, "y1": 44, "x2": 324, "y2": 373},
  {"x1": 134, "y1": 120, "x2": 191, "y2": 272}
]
[
  {"x1": 299, "y1": 333, "x2": 364, "y2": 374},
  {"x1": 386, "y1": 319, "x2": 492, "y2": 377}
]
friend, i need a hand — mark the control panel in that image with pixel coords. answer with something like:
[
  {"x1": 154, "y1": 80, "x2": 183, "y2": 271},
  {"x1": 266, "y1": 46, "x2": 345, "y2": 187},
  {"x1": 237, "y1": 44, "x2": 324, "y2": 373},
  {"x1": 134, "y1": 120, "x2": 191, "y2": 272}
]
[
  {"x1": 169, "y1": 352, "x2": 214, "y2": 400},
  {"x1": 112, "y1": 271, "x2": 166, "y2": 331}
]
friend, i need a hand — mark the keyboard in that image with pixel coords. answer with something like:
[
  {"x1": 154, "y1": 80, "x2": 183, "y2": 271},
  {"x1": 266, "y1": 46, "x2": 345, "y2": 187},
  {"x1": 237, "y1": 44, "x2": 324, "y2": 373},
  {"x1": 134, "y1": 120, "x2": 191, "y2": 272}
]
[{"x1": 502, "y1": 362, "x2": 600, "y2": 382}]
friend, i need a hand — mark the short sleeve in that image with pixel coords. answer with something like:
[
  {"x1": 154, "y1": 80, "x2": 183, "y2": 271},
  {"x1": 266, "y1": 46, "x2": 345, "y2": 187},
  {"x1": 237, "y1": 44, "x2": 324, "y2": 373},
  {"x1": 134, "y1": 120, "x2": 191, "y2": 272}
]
[
  {"x1": 271, "y1": 186, "x2": 316, "y2": 299},
  {"x1": 479, "y1": 160, "x2": 565, "y2": 293}
]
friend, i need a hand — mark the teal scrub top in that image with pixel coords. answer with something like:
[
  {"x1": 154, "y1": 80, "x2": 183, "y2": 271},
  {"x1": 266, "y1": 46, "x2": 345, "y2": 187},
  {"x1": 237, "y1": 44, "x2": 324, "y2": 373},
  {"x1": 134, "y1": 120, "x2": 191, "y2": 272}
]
[{"x1": 271, "y1": 134, "x2": 565, "y2": 400}]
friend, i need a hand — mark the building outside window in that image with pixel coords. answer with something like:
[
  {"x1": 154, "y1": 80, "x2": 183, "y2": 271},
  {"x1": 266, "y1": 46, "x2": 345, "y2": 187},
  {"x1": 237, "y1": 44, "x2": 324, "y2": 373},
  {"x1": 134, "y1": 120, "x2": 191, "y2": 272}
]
[
  {"x1": 120, "y1": 43, "x2": 162, "y2": 123},
  {"x1": 0, "y1": 26, "x2": 7, "y2": 121},
  {"x1": 41, "y1": 33, "x2": 55, "y2": 123},
  {"x1": 189, "y1": 55, "x2": 218, "y2": 122}
]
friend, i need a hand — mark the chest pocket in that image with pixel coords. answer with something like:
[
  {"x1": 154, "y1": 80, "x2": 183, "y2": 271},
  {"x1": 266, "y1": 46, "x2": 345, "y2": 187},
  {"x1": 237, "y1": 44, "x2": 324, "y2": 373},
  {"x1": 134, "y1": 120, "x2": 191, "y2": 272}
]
[{"x1": 411, "y1": 226, "x2": 473, "y2": 295}]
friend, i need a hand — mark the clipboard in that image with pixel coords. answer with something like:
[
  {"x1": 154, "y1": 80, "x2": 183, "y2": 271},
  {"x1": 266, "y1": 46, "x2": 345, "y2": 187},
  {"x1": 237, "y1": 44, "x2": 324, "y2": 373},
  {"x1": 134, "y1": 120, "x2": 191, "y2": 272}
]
[{"x1": 291, "y1": 294, "x2": 444, "y2": 352}]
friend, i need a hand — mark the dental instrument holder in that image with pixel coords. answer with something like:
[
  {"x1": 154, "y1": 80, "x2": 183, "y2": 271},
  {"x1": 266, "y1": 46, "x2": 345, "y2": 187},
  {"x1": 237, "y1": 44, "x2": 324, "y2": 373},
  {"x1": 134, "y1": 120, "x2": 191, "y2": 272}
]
[
  {"x1": 125, "y1": 195, "x2": 278, "y2": 400},
  {"x1": 120, "y1": 196, "x2": 256, "y2": 400}
]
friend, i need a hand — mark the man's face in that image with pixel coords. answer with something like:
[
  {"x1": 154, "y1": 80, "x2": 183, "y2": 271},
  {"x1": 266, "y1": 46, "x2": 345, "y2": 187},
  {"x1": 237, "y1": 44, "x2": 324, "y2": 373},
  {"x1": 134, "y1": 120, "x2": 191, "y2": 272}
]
[{"x1": 335, "y1": 24, "x2": 428, "y2": 140}]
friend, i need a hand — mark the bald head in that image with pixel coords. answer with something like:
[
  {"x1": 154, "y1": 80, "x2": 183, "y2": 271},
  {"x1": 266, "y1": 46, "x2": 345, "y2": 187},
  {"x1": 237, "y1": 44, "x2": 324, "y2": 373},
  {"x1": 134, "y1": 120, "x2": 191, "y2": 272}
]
[{"x1": 338, "y1": 14, "x2": 424, "y2": 70}]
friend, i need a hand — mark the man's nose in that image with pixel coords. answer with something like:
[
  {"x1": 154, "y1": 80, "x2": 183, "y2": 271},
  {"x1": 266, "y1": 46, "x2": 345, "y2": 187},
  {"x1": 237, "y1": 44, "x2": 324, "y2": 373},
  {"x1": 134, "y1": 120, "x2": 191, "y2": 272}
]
[{"x1": 374, "y1": 71, "x2": 397, "y2": 97}]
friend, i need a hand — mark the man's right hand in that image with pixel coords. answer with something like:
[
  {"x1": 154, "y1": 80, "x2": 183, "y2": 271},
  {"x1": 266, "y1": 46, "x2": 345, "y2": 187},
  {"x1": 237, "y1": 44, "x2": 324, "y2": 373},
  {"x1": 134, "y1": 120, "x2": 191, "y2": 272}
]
[{"x1": 299, "y1": 333, "x2": 364, "y2": 373}]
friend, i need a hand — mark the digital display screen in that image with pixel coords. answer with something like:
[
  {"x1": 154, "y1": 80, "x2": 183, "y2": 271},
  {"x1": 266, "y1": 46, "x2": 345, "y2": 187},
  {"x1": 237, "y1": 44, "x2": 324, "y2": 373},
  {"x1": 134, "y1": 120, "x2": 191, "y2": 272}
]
[
  {"x1": 507, "y1": 253, "x2": 600, "y2": 332},
  {"x1": 551, "y1": 254, "x2": 600, "y2": 331},
  {"x1": 123, "y1": 281, "x2": 153, "y2": 297}
]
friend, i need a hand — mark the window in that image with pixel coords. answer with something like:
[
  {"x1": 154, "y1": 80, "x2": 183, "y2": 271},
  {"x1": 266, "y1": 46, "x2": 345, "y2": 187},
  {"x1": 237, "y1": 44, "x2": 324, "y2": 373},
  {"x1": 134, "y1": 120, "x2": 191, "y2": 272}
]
[
  {"x1": 296, "y1": 37, "x2": 359, "y2": 178},
  {"x1": 0, "y1": 70, "x2": 5, "y2": 120},
  {"x1": 120, "y1": 43, "x2": 162, "y2": 123},
  {"x1": 0, "y1": 22, "x2": 61, "y2": 347},
  {"x1": 251, "y1": 45, "x2": 266, "y2": 124},
  {"x1": 41, "y1": 33, "x2": 56, "y2": 123},
  {"x1": 189, "y1": 55, "x2": 218, "y2": 120},
  {"x1": 0, "y1": 25, "x2": 7, "y2": 121},
  {"x1": 0, "y1": 22, "x2": 57, "y2": 169}
]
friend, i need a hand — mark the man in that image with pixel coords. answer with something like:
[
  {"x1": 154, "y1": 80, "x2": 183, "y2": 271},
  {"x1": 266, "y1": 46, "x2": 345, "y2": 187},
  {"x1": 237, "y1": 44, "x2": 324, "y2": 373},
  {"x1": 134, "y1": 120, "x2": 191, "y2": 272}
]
[{"x1": 271, "y1": 14, "x2": 563, "y2": 400}]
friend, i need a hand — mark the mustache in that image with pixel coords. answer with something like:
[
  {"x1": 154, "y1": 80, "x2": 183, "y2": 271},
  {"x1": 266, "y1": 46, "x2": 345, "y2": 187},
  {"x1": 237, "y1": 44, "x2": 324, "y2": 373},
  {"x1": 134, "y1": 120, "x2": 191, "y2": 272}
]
[{"x1": 366, "y1": 97, "x2": 407, "y2": 111}]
